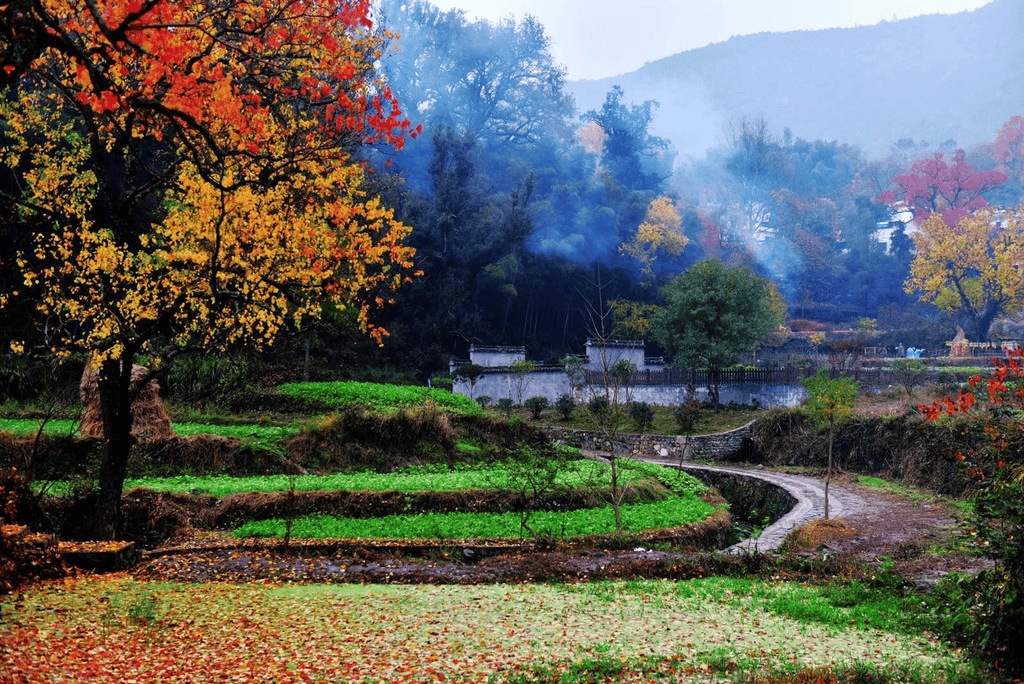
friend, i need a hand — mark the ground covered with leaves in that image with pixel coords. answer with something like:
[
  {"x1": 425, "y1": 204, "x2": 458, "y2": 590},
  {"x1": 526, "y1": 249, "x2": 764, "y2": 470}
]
[
  {"x1": 0, "y1": 470, "x2": 998, "y2": 682},
  {"x1": 1, "y1": 572, "x2": 976, "y2": 683}
]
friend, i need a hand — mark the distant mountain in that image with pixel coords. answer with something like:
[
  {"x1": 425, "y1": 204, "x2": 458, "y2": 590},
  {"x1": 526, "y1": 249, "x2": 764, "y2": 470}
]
[{"x1": 568, "y1": 0, "x2": 1024, "y2": 161}]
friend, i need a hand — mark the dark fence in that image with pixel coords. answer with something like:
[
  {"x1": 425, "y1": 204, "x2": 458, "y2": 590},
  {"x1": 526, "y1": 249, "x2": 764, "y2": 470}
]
[{"x1": 585, "y1": 366, "x2": 987, "y2": 388}]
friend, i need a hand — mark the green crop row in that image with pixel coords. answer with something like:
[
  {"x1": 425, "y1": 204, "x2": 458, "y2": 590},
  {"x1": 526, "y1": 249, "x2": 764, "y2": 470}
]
[
  {"x1": 275, "y1": 380, "x2": 483, "y2": 415},
  {"x1": 232, "y1": 494, "x2": 716, "y2": 540},
  {"x1": 0, "y1": 418, "x2": 298, "y2": 450},
  {"x1": 93, "y1": 458, "x2": 692, "y2": 497}
]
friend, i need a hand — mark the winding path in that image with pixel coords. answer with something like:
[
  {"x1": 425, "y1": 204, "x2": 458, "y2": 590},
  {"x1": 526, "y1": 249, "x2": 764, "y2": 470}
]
[{"x1": 643, "y1": 460, "x2": 871, "y2": 554}]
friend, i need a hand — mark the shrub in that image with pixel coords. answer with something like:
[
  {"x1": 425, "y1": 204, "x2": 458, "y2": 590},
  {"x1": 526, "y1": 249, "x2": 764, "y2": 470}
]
[
  {"x1": 476, "y1": 395, "x2": 492, "y2": 408},
  {"x1": 164, "y1": 354, "x2": 260, "y2": 409},
  {"x1": 495, "y1": 398, "x2": 515, "y2": 418},
  {"x1": 673, "y1": 400, "x2": 701, "y2": 432},
  {"x1": 920, "y1": 350, "x2": 1024, "y2": 676},
  {"x1": 588, "y1": 395, "x2": 610, "y2": 417},
  {"x1": 554, "y1": 394, "x2": 576, "y2": 421},
  {"x1": 629, "y1": 401, "x2": 654, "y2": 430},
  {"x1": 524, "y1": 396, "x2": 549, "y2": 420},
  {"x1": 430, "y1": 376, "x2": 453, "y2": 391}
]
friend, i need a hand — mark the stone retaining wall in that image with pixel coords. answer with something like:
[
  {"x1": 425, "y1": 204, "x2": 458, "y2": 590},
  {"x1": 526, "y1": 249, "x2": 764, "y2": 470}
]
[
  {"x1": 678, "y1": 467, "x2": 797, "y2": 529},
  {"x1": 542, "y1": 421, "x2": 755, "y2": 461}
]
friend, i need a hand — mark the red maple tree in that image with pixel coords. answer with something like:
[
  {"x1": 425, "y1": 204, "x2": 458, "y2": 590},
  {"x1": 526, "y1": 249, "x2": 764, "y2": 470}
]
[{"x1": 877, "y1": 149, "x2": 1005, "y2": 226}]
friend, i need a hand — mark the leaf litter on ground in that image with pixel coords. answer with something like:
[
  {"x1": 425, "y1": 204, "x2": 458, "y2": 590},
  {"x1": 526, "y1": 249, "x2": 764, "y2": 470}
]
[{"x1": 0, "y1": 574, "x2": 975, "y2": 683}]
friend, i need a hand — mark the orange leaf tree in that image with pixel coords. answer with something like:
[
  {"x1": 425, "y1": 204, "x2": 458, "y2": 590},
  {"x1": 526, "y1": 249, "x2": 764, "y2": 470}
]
[{"x1": 0, "y1": 0, "x2": 420, "y2": 537}]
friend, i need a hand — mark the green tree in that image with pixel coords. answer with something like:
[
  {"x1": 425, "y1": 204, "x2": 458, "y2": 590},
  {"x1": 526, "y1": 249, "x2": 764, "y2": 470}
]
[
  {"x1": 801, "y1": 370, "x2": 859, "y2": 520},
  {"x1": 453, "y1": 363, "x2": 486, "y2": 400},
  {"x1": 581, "y1": 85, "x2": 672, "y2": 194},
  {"x1": 889, "y1": 358, "x2": 927, "y2": 398},
  {"x1": 652, "y1": 260, "x2": 782, "y2": 406}
]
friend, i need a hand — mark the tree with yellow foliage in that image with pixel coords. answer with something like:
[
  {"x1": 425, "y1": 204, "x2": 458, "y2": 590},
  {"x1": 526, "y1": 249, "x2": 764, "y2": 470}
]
[
  {"x1": 0, "y1": 0, "x2": 420, "y2": 537},
  {"x1": 905, "y1": 207, "x2": 1024, "y2": 341},
  {"x1": 619, "y1": 196, "x2": 688, "y2": 284}
]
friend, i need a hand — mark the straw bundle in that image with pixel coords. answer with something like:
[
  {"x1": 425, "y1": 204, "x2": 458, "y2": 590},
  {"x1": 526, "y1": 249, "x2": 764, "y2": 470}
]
[{"x1": 79, "y1": 363, "x2": 174, "y2": 440}]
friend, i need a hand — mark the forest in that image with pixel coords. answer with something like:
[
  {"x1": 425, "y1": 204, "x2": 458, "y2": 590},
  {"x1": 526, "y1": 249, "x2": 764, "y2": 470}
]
[
  {"x1": 356, "y1": 0, "x2": 1024, "y2": 377},
  {"x1": 2, "y1": 0, "x2": 1023, "y2": 381}
]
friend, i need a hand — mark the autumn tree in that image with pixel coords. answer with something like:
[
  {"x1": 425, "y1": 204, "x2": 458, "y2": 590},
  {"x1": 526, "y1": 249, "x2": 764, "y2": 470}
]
[
  {"x1": 905, "y1": 207, "x2": 1024, "y2": 341},
  {"x1": 877, "y1": 149, "x2": 1006, "y2": 225},
  {"x1": 994, "y1": 114, "x2": 1024, "y2": 184},
  {"x1": 0, "y1": 0, "x2": 419, "y2": 538},
  {"x1": 619, "y1": 196, "x2": 688, "y2": 284}
]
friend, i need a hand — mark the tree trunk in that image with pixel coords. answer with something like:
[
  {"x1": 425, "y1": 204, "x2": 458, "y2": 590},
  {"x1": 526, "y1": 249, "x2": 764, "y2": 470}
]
[
  {"x1": 92, "y1": 354, "x2": 137, "y2": 540},
  {"x1": 824, "y1": 420, "x2": 833, "y2": 520},
  {"x1": 975, "y1": 300, "x2": 1002, "y2": 343},
  {"x1": 609, "y1": 456, "x2": 623, "y2": 533},
  {"x1": 709, "y1": 368, "x2": 721, "y2": 408}
]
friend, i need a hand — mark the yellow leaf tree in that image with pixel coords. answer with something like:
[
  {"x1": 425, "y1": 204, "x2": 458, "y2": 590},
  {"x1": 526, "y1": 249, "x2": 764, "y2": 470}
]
[
  {"x1": 905, "y1": 207, "x2": 1024, "y2": 341},
  {"x1": 0, "y1": 0, "x2": 420, "y2": 537},
  {"x1": 619, "y1": 196, "x2": 688, "y2": 283}
]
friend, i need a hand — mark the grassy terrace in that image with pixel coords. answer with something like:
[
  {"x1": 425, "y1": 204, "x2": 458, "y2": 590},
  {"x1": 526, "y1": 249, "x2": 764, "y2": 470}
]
[{"x1": 234, "y1": 495, "x2": 717, "y2": 541}]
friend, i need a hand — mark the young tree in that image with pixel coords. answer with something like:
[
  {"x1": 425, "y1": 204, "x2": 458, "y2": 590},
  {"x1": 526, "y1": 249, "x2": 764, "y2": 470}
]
[
  {"x1": 652, "y1": 260, "x2": 782, "y2": 406},
  {"x1": 905, "y1": 207, "x2": 1024, "y2": 341},
  {"x1": 0, "y1": 0, "x2": 419, "y2": 538},
  {"x1": 801, "y1": 370, "x2": 859, "y2": 520},
  {"x1": 453, "y1": 363, "x2": 486, "y2": 400},
  {"x1": 876, "y1": 150, "x2": 1006, "y2": 226}
]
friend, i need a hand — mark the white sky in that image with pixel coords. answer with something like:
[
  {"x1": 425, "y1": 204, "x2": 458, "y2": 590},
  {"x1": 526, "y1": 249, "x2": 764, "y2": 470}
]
[{"x1": 429, "y1": 0, "x2": 994, "y2": 81}]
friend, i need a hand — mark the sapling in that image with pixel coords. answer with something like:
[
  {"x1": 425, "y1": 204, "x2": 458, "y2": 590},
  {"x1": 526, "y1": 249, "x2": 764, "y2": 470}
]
[{"x1": 801, "y1": 369, "x2": 859, "y2": 519}]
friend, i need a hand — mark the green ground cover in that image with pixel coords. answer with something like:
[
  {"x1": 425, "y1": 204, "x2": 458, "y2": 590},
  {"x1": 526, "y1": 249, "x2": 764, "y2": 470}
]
[
  {"x1": 276, "y1": 380, "x2": 484, "y2": 415},
  {"x1": 39, "y1": 457, "x2": 700, "y2": 498},
  {"x1": 0, "y1": 417, "x2": 298, "y2": 450},
  {"x1": 232, "y1": 495, "x2": 717, "y2": 540},
  {"x1": 0, "y1": 576, "x2": 982, "y2": 683}
]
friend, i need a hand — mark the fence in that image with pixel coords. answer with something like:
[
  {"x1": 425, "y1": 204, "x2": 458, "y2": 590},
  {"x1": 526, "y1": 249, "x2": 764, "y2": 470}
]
[{"x1": 584, "y1": 365, "x2": 987, "y2": 389}]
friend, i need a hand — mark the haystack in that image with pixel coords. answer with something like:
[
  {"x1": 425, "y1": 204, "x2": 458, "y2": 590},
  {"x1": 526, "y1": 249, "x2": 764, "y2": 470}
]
[{"x1": 79, "y1": 363, "x2": 174, "y2": 440}]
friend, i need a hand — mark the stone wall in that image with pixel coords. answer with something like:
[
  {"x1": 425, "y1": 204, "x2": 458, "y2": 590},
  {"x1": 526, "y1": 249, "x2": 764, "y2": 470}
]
[
  {"x1": 454, "y1": 369, "x2": 570, "y2": 404},
  {"x1": 542, "y1": 421, "x2": 755, "y2": 461},
  {"x1": 679, "y1": 468, "x2": 796, "y2": 528},
  {"x1": 454, "y1": 371, "x2": 806, "y2": 408}
]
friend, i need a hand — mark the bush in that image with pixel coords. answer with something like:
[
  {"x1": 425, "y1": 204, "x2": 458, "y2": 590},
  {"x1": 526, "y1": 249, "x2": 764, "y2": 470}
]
[
  {"x1": 495, "y1": 398, "x2": 515, "y2": 418},
  {"x1": 430, "y1": 375, "x2": 453, "y2": 391},
  {"x1": 588, "y1": 395, "x2": 610, "y2": 417},
  {"x1": 476, "y1": 395, "x2": 492, "y2": 408},
  {"x1": 163, "y1": 354, "x2": 260, "y2": 409},
  {"x1": 629, "y1": 401, "x2": 654, "y2": 430},
  {"x1": 554, "y1": 394, "x2": 576, "y2": 421},
  {"x1": 524, "y1": 396, "x2": 549, "y2": 420},
  {"x1": 673, "y1": 400, "x2": 701, "y2": 432}
]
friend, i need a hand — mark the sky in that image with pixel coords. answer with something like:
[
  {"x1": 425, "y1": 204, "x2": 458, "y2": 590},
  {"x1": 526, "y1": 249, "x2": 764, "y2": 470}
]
[{"x1": 429, "y1": 0, "x2": 994, "y2": 81}]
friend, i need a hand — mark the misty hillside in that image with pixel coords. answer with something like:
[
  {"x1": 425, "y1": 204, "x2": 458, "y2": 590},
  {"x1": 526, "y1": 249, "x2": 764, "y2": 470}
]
[{"x1": 568, "y1": 0, "x2": 1024, "y2": 159}]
